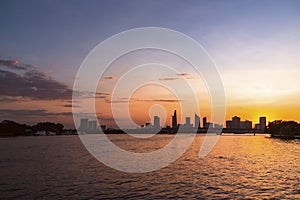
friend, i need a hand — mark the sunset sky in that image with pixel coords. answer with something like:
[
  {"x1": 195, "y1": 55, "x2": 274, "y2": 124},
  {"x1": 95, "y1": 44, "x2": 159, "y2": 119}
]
[{"x1": 1, "y1": 0, "x2": 300, "y2": 128}]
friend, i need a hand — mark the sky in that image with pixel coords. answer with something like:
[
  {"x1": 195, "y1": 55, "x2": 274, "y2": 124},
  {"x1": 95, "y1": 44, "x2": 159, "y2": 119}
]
[{"x1": 1, "y1": 0, "x2": 300, "y2": 128}]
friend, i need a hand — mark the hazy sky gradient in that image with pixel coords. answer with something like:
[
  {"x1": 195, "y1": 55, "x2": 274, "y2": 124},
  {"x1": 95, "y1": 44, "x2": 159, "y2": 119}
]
[{"x1": 1, "y1": 0, "x2": 300, "y2": 127}]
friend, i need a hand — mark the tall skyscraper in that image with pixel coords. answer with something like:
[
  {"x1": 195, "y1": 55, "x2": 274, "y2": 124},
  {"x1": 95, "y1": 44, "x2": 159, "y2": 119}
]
[
  {"x1": 194, "y1": 114, "x2": 200, "y2": 129},
  {"x1": 154, "y1": 116, "x2": 160, "y2": 128},
  {"x1": 203, "y1": 117, "x2": 207, "y2": 129},
  {"x1": 172, "y1": 110, "x2": 177, "y2": 128},
  {"x1": 260, "y1": 117, "x2": 266, "y2": 130},
  {"x1": 80, "y1": 118, "x2": 88, "y2": 131}
]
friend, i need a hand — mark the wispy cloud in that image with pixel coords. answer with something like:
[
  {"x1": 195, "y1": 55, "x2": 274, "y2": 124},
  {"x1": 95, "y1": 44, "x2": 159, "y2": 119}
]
[
  {"x1": 97, "y1": 115, "x2": 114, "y2": 121},
  {"x1": 132, "y1": 98, "x2": 181, "y2": 103},
  {"x1": 104, "y1": 97, "x2": 182, "y2": 104},
  {"x1": 0, "y1": 96, "x2": 25, "y2": 103},
  {"x1": 0, "y1": 59, "x2": 35, "y2": 70},
  {"x1": 76, "y1": 91, "x2": 110, "y2": 99},
  {"x1": 0, "y1": 109, "x2": 72, "y2": 117},
  {"x1": 103, "y1": 76, "x2": 117, "y2": 80},
  {"x1": 104, "y1": 99, "x2": 128, "y2": 104},
  {"x1": 159, "y1": 77, "x2": 179, "y2": 81},
  {"x1": 159, "y1": 73, "x2": 194, "y2": 81}
]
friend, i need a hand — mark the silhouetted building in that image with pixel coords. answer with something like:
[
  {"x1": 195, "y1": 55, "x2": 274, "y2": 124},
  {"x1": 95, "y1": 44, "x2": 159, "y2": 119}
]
[
  {"x1": 203, "y1": 117, "x2": 208, "y2": 128},
  {"x1": 260, "y1": 117, "x2": 266, "y2": 130},
  {"x1": 254, "y1": 124, "x2": 260, "y2": 130},
  {"x1": 80, "y1": 118, "x2": 88, "y2": 131},
  {"x1": 206, "y1": 122, "x2": 213, "y2": 128},
  {"x1": 154, "y1": 116, "x2": 160, "y2": 128},
  {"x1": 241, "y1": 120, "x2": 252, "y2": 130},
  {"x1": 88, "y1": 120, "x2": 97, "y2": 130},
  {"x1": 227, "y1": 117, "x2": 252, "y2": 130},
  {"x1": 232, "y1": 116, "x2": 241, "y2": 129},
  {"x1": 172, "y1": 110, "x2": 177, "y2": 128},
  {"x1": 182, "y1": 117, "x2": 193, "y2": 129},
  {"x1": 185, "y1": 117, "x2": 191, "y2": 126},
  {"x1": 214, "y1": 124, "x2": 223, "y2": 129},
  {"x1": 226, "y1": 120, "x2": 232, "y2": 129},
  {"x1": 194, "y1": 114, "x2": 200, "y2": 129}
]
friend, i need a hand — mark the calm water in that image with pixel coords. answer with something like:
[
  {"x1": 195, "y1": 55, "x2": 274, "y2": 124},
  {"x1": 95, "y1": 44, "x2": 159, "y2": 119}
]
[{"x1": 0, "y1": 135, "x2": 299, "y2": 199}]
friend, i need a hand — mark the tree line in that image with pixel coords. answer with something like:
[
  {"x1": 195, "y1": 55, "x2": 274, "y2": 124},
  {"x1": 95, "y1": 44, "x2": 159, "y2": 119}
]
[
  {"x1": 268, "y1": 120, "x2": 300, "y2": 138},
  {"x1": 0, "y1": 120, "x2": 65, "y2": 136}
]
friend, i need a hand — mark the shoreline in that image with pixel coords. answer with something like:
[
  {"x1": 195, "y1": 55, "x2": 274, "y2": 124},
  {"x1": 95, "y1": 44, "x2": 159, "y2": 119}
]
[{"x1": 270, "y1": 135, "x2": 300, "y2": 139}]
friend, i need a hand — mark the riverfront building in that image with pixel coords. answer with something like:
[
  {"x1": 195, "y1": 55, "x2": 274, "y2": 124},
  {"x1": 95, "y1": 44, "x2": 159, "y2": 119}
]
[
  {"x1": 232, "y1": 116, "x2": 241, "y2": 129},
  {"x1": 260, "y1": 117, "x2": 266, "y2": 130},
  {"x1": 194, "y1": 114, "x2": 200, "y2": 129},
  {"x1": 79, "y1": 118, "x2": 88, "y2": 131},
  {"x1": 154, "y1": 116, "x2": 160, "y2": 128}
]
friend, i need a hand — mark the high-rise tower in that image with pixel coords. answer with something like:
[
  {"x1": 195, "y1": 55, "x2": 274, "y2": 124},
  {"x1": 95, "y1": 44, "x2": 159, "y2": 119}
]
[
  {"x1": 172, "y1": 110, "x2": 177, "y2": 128},
  {"x1": 194, "y1": 114, "x2": 200, "y2": 129},
  {"x1": 260, "y1": 117, "x2": 266, "y2": 130}
]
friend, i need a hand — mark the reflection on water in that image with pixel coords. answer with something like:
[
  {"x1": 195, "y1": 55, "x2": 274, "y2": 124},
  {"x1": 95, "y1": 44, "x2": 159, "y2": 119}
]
[{"x1": 0, "y1": 135, "x2": 299, "y2": 199}]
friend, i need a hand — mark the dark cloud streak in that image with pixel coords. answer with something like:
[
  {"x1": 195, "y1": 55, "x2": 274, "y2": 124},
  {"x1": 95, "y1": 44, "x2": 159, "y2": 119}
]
[
  {"x1": 177, "y1": 73, "x2": 189, "y2": 76},
  {"x1": 103, "y1": 76, "x2": 116, "y2": 80},
  {"x1": 63, "y1": 104, "x2": 81, "y2": 108},
  {"x1": 0, "y1": 59, "x2": 73, "y2": 100}
]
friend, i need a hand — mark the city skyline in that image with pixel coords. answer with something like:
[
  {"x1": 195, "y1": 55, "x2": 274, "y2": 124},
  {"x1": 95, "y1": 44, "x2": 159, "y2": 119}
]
[{"x1": 79, "y1": 110, "x2": 267, "y2": 132}]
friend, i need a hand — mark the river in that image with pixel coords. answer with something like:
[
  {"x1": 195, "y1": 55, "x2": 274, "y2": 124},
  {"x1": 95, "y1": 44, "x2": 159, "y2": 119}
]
[{"x1": 0, "y1": 135, "x2": 299, "y2": 199}]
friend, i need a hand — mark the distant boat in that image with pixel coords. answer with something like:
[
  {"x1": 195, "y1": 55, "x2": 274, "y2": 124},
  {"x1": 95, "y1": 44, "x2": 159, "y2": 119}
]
[
  {"x1": 34, "y1": 131, "x2": 56, "y2": 136},
  {"x1": 47, "y1": 131, "x2": 56, "y2": 136},
  {"x1": 34, "y1": 130, "x2": 46, "y2": 136},
  {"x1": 265, "y1": 134, "x2": 272, "y2": 138}
]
